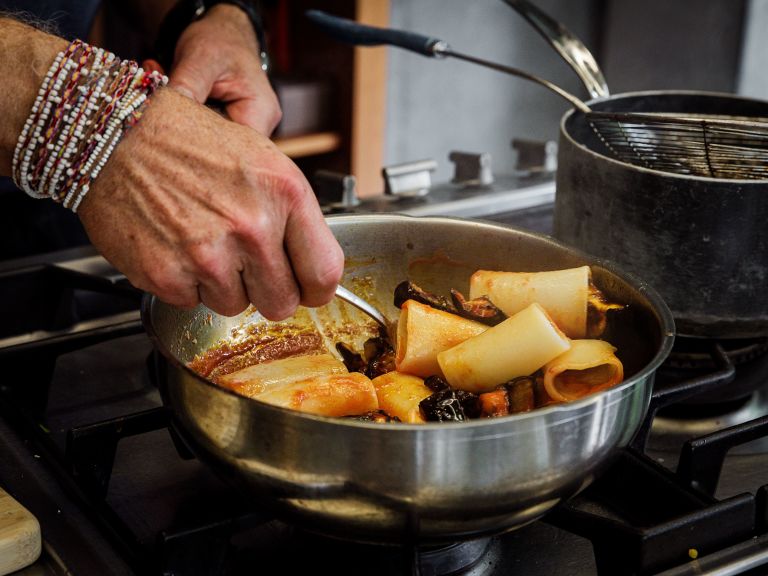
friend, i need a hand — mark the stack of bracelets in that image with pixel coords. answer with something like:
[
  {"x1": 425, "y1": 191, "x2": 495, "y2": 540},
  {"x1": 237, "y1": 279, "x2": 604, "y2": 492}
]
[{"x1": 12, "y1": 39, "x2": 168, "y2": 212}]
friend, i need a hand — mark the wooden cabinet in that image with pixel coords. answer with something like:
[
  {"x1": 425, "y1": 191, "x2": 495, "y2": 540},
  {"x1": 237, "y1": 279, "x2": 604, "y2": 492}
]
[{"x1": 268, "y1": 0, "x2": 389, "y2": 197}]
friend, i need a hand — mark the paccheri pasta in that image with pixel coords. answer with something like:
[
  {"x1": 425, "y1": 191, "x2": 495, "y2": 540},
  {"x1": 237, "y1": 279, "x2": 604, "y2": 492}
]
[
  {"x1": 469, "y1": 266, "x2": 590, "y2": 338},
  {"x1": 192, "y1": 267, "x2": 626, "y2": 422},
  {"x1": 396, "y1": 299, "x2": 488, "y2": 378}
]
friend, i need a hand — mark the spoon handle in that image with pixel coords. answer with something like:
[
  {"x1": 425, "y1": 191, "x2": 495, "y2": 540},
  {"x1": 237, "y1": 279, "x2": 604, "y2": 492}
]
[{"x1": 502, "y1": 0, "x2": 609, "y2": 99}]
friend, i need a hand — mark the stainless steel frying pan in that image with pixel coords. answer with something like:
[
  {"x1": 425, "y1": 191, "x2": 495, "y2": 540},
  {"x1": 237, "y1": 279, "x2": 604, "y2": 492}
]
[{"x1": 142, "y1": 214, "x2": 674, "y2": 544}]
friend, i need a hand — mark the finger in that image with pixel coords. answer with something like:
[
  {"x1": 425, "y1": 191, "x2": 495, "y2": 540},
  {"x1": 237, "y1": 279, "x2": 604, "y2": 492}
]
[
  {"x1": 242, "y1": 255, "x2": 301, "y2": 321},
  {"x1": 168, "y1": 59, "x2": 216, "y2": 104},
  {"x1": 284, "y1": 204, "x2": 345, "y2": 309},
  {"x1": 185, "y1": 243, "x2": 251, "y2": 316},
  {"x1": 145, "y1": 267, "x2": 201, "y2": 310},
  {"x1": 225, "y1": 96, "x2": 281, "y2": 136},
  {"x1": 238, "y1": 221, "x2": 302, "y2": 321},
  {"x1": 197, "y1": 274, "x2": 250, "y2": 317}
]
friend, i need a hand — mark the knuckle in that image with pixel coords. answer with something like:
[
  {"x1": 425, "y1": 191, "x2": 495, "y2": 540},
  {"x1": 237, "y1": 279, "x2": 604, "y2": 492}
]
[
  {"x1": 272, "y1": 170, "x2": 313, "y2": 208},
  {"x1": 268, "y1": 100, "x2": 283, "y2": 130},
  {"x1": 232, "y1": 211, "x2": 271, "y2": 249},
  {"x1": 188, "y1": 244, "x2": 225, "y2": 281}
]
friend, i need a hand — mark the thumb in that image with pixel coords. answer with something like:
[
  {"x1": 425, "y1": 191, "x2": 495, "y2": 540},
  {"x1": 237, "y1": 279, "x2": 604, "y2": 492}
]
[
  {"x1": 168, "y1": 59, "x2": 215, "y2": 104},
  {"x1": 225, "y1": 98, "x2": 278, "y2": 135}
]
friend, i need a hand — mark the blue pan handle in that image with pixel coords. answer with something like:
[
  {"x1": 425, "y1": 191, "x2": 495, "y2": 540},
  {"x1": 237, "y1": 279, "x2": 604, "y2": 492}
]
[{"x1": 305, "y1": 10, "x2": 445, "y2": 57}]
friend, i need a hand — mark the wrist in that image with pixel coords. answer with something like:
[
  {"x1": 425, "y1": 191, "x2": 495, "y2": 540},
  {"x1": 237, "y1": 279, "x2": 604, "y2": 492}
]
[
  {"x1": 0, "y1": 19, "x2": 68, "y2": 175},
  {"x1": 12, "y1": 39, "x2": 167, "y2": 211},
  {"x1": 155, "y1": 0, "x2": 268, "y2": 72}
]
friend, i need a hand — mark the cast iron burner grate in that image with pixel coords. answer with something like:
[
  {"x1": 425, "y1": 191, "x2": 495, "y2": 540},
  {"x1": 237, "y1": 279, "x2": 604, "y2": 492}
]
[
  {"x1": 665, "y1": 337, "x2": 768, "y2": 371},
  {"x1": 656, "y1": 338, "x2": 768, "y2": 415}
]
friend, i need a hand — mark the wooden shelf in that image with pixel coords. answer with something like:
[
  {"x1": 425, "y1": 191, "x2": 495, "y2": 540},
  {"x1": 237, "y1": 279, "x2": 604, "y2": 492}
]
[
  {"x1": 274, "y1": 131, "x2": 342, "y2": 159},
  {"x1": 265, "y1": 0, "x2": 388, "y2": 194}
]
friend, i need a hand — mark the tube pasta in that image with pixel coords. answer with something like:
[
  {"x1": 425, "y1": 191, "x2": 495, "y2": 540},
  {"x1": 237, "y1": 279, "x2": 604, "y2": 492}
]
[
  {"x1": 254, "y1": 372, "x2": 379, "y2": 417},
  {"x1": 469, "y1": 266, "x2": 590, "y2": 338},
  {"x1": 217, "y1": 353, "x2": 347, "y2": 398},
  {"x1": 372, "y1": 372, "x2": 433, "y2": 423},
  {"x1": 437, "y1": 303, "x2": 571, "y2": 393},
  {"x1": 542, "y1": 339, "x2": 624, "y2": 402},
  {"x1": 395, "y1": 299, "x2": 487, "y2": 378}
]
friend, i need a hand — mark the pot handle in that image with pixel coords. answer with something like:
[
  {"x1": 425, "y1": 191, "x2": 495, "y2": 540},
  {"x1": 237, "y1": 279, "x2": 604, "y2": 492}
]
[
  {"x1": 305, "y1": 10, "x2": 443, "y2": 57},
  {"x1": 629, "y1": 343, "x2": 735, "y2": 453},
  {"x1": 306, "y1": 9, "x2": 592, "y2": 113}
]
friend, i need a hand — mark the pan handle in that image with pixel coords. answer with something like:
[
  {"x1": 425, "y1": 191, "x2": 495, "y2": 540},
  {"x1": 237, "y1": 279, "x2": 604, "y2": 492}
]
[{"x1": 305, "y1": 10, "x2": 445, "y2": 57}]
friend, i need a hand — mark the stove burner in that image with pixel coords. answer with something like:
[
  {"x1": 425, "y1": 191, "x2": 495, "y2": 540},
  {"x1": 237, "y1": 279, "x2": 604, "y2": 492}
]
[
  {"x1": 657, "y1": 338, "x2": 768, "y2": 407},
  {"x1": 415, "y1": 539, "x2": 493, "y2": 575},
  {"x1": 649, "y1": 338, "x2": 768, "y2": 453},
  {"x1": 651, "y1": 388, "x2": 768, "y2": 455},
  {"x1": 666, "y1": 337, "x2": 768, "y2": 370},
  {"x1": 251, "y1": 531, "x2": 494, "y2": 576}
]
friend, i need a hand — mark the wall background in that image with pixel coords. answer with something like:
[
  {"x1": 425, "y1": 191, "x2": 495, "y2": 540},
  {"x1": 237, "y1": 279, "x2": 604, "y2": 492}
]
[
  {"x1": 384, "y1": 0, "x2": 598, "y2": 184},
  {"x1": 383, "y1": 0, "x2": 755, "y2": 185}
]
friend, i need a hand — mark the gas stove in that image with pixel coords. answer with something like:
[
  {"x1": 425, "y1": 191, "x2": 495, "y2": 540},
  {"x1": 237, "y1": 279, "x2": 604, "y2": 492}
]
[{"x1": 3, "y1": 196, "x2": 768, "y2": 576}]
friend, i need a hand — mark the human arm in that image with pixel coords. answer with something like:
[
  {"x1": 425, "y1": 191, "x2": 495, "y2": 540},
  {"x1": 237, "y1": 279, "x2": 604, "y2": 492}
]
[
  {"x1": 0, "y1": 18, "x2": 343, "y2": 319},
  {"x1": 118, "y1": 0, "x2": 280, "y2": 135},
  {"x1": 166, "y1": 3, "x2": 281, "y2": 135}
]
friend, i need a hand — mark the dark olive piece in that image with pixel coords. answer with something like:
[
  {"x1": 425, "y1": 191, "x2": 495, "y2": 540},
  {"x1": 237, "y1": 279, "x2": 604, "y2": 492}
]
[
  {"x1": 393, "y1": 280, "x2": 456, "y2": 313},
  {"x1": 336, "y1": 342, "x2": 367, "y2": 374}
]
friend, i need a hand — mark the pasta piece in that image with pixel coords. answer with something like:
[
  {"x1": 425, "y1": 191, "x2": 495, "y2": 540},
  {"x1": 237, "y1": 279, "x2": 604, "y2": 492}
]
[
  {"x1": 254, "y1": 372, "x2": 379, "y2": 417},
  {"x1": 371, "y1": 372, "x2": 433, "y2": 423},
  {"x1": 395, "y1": 299, "x2": 487, "y2": 378},
  {"x1": 469, "y1": 266, "x2": 590, "y2": 338},
  {"x1": 542, "y1": 339, "x2": 624, "y2": 402},
  {"x1": 216, "y1": 353, "x2": 347, "y2": 398},
  {"x1": 437, "y1": 303, "x2": 571, "y2": 393}
]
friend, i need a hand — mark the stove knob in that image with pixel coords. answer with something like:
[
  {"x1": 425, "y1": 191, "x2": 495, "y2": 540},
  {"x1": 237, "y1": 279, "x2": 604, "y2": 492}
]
[
  {"x1": 512, "y1": 138, "x2": 558, "y2": 173},
  {"x1": 382, "y1": 159, "x2": 437, "y2": 198},
  {"x1": 448, "y1": 151, "x2": 494, "y2": 187},
  {"x1": 313, "y1": 170, "x2": 360, "y2": 211}
]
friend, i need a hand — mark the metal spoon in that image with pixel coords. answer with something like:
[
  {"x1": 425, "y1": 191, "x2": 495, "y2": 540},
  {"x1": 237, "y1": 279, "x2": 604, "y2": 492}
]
[
  {"x1": 502, "y1": 0, "x2": 609, "y2": 99},
  {"x1": 335, "y1": 285, "x2": 390, "y2": 332}
]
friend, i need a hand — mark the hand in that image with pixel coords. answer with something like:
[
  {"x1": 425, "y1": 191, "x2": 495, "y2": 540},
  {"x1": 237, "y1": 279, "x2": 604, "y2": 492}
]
[
  {"x1": 77, "y1": 88, "x2": 343, "y2": 320},
  {"x1": 167, "y1": 4, "x2": 281, "y2": 135}
]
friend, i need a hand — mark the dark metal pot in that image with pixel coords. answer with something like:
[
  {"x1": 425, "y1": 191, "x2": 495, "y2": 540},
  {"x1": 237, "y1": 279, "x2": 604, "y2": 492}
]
[
  {"x1": 555, "y1": 90, "x2": 768, "y2": 339},
  {"x1": 142, "y1": 214, "x2": 674, "y2": 544}
]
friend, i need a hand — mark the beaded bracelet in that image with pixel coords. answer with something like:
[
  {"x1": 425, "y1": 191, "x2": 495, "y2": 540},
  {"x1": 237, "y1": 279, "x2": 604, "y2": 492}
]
[{"x1": 12, "y1": 40, "x2": 168, "y2": 212}]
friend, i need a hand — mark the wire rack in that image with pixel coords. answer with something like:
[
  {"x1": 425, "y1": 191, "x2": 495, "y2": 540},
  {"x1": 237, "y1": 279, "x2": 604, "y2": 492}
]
[{"x1": 587, "y1": 111, "x2": 768, "y2": 180}]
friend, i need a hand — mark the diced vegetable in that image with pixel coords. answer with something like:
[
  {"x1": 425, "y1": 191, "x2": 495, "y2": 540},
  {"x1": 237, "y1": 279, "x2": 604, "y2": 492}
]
[{"x1": 371, "y1": 372, "x2": 433, "y2": 423}]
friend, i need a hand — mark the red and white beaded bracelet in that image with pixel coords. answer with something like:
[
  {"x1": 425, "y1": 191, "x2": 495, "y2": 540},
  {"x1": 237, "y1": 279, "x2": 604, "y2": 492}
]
[{"x1": 12, "y1": 40, "x2": 168, "y2": 212}]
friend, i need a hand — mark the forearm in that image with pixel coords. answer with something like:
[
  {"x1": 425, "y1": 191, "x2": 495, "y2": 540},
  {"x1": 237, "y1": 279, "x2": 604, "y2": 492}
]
[{"x1": 0, "y1": 18, "x2": 67, "y2": 174}]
